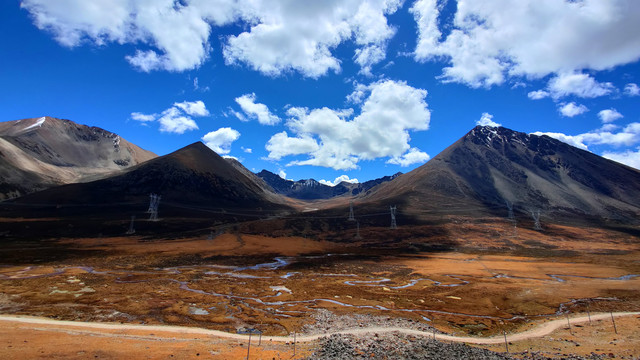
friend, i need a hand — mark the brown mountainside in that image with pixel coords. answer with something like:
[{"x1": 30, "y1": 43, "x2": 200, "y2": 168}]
[
  {"x1": 13, "y1": 141, "x2": 290, "y2": 211},
  {"x1": 360, "y1": 126, "x2": 640, "y2": 225},
  {"x1": 0, "y1": 116, "x2": 156, "y2": 199}
]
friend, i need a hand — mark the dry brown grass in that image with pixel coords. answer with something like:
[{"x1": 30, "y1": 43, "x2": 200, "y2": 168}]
[{"x1": 1, "y1": 218, "x2": 639, "y2": 358}]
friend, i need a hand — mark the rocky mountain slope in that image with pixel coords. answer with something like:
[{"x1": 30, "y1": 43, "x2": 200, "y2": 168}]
[
  {"x1": 0, "y1": 116, "x2": 156, "y2": 199},
  {"x1": 360, "y1": 126, "x2": 640, "y2": 224}
]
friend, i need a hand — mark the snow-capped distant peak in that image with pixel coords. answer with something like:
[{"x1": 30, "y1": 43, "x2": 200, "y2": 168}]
[{"x1": 22, "y1": 117, "x2": 46, "y2": 132}]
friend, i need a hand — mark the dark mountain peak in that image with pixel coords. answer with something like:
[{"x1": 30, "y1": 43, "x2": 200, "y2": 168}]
[
  {"x1": 178, "y1": 141, "x2": 211, "y2": 152},
  {"x1": 300, "y1": 178, "x2": 320, "y2": 187},
  {"x1": 1, "y1": 116, "x2": 119, "y2": 141},
  {"x1": 458, "y1": 125, "x2": 590, "y2": 168},
  {"x1": 363, "y1": 124, "x2": 640, "y2": 223},
  {"x1": 157, "y1": 141, "x2": 245, "y2": 177},
  {"x1": 14, "y1": 140, "x2": 289, "y2": 211},
  {"x1": 257, "y1": 169, "x2": 283, "y2": 179},
  {"x1": 257, "y1": 170, "x2": 293, "y2": 191},
  {"x1": 167, "y1": 141, "x2": 209, "y2": 156},
  {"x1": 166, "y1": 141, "x2": 217, "y2": 159},
  {"x1": 464, "y1": 125, "x2": 533, "y2": 149},
  {"x1": 141, "y1": 142, "x2": 243, "y2": 181}
]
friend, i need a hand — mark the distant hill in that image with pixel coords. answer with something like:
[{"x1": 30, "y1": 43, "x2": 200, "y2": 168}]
[
  {"x1": 361, "y1": 126, "x2": 640, "y2": 224},
  {"x1": 256, "y1": 170, "x2": 402, "y2": 200},
  {"x1": 0, "y1": 116, "x2": 156, "y2": 199}
]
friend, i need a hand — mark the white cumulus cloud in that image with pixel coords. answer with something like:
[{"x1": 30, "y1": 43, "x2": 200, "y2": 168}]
[
  {"x1": 223, "y1": 0, "x2": 401, "y2": 77},
  {"x1": 411, "y1": 0, "x2": 640, "y2": 87},
  {"x1": 527, "y1": 90, "x2": 550, "y2": 100},
  {"x1": 547, "y1": 72, "x2": 614, "y2": 99},
  {"x1": 266, "y1": 132, "x2": 320, "y2": 160},
  {"x1": 174, "y1": 100, "x2": 210, "y2": 116},
  {"x1": 386, "y1": 147, "x2": 430, "y2": 167},
  {"x1": 533, "y1": 122, "x2": 640, "y2": 151},
  {"x1": 319, "y1": 175, "x2": 360, "y2": 187},
  {"x1": 202, "y1": 127, "x2": 241, "y2": 155},
  {"x1": 131, "y1": 100, "x2": 208, "y2": 134},
  {"x1": 265, "y1": 79, "x2": 431, "y2": 170},
  {"x1": 476, "y1": 113, "x2": 501, "y2": 127},
  {"x1": 235, "y1": 93, "x2": 281, "y2": 125},
  {"x1": 21, "y1": 0, "x2": 401, "y2": 76},
  {"x1": 558, "y1": 102, "x2": 589, "y2": 118},
  {"x1": 531, "y1": 132, "x2": 589, "y2": 151},
  {"x1": 158, "y1": 107, "x2": 200, "y2": 134},
  {"x1": 21, "y1": 0, "x2": 215, "y2": 72},
  {"x1": 131, "y1": 112, "x2": 156, "y2": 122},
  {"x1": 603, "y1": 148, "x2": 640, "y2": 170},
  {"x1": 624, "y1": 83, "x2": 640, "y2": 96},
  {"x1": 598, "y1": 109, "x2": 623, "y2": 124}
]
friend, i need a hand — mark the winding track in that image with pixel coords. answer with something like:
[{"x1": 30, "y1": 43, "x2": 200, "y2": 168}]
[{"x1": 0, "y1": 312, "x2": 638, "y2": 344}]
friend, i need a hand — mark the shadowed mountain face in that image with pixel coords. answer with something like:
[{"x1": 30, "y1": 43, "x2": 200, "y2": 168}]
[
  {"x1": 362, "y1": 126, "x2": 640, "y2": 223},
  {"x1": 256, "y1": 170, "x2": 402, "y2": 200},
  {"x1": 0, "y1": 117, "x2": 156, "y2": 199},
  {"x1": 13, "y1": 142, "x2": 291, "y2": 212}
]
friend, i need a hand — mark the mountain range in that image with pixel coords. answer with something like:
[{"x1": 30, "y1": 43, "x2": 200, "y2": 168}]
[
  {"x1": 256, "y1": 169, "x2": 402, "y2": 200},
  {"x1": 2, "y1": 117, "x2": 640, "y2": 231}
]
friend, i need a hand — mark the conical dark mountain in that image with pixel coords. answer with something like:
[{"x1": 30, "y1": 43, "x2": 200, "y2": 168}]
[
  {"x1": 362, "y1": 126, "x2": 640, "y2": 224},
  {"x1": 14, "y1": 142, "x2": 290, "y2": 211},
  {"x1": 0, "y1": 116, "x2": 156, "y2": 199}
]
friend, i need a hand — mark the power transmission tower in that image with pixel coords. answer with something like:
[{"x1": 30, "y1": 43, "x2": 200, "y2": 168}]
[
  {"x1": 355, "y1": 220, "x2": 362, "y2": 239},
  {"x1": 148, "y1": 193, "x2": 161, "y2": 221},
  {"x1": 390, "y1": 206, "x2": 397, "y2": 229},
  {"x1": 348, "y1": 201, "x2": 355, "y2": 221},
  {"x1": 126, "y1": 215, "x2": 136, "y2": 235},
  {"x1": 505, "y1": 200, "x2": 514, "y2": 220},
  {"x1": 531, "y1": 210, "x2": 541, "y2": 231},
  {"x1": 505, "y1": 200, "x2": 517, "y2": 237},
  {"x1": 147, "y1": 193, "x2": 156, "y2": 213}
]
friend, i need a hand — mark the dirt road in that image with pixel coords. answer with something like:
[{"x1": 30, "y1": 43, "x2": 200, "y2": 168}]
[{"x1": 1, "y1": 312, "x2": 638, "y2": 344}]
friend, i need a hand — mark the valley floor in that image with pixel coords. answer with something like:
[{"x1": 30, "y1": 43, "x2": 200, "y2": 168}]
[{"x1": 0, "y1": 218, "x2": 639, "y2": 358}]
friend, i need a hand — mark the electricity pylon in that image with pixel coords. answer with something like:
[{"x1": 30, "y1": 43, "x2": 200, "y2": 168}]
[
  {"x1": 390, "y1": 206, "x2": 397, "y2": 229},
  {"x1": 348, "y1": 201, "x2": 355, "y2": 221}
]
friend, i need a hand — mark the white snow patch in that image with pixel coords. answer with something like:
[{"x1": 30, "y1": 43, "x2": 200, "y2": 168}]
[{"x1": 22, "y1": 117, "x2": 46, "y2": 132}]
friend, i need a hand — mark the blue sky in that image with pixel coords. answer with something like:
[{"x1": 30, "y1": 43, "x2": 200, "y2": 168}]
[{"x1": 1, "y1": 1, "x2": 640, "y2": 184}]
